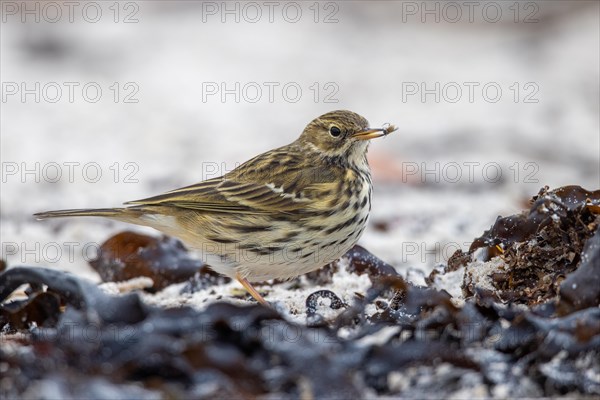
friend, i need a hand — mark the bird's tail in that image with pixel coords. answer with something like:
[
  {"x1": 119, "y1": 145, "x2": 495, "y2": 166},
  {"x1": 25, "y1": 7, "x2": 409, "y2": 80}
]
[{"x1": 34, "y1": 208, "x2": 144, "y2": 224}]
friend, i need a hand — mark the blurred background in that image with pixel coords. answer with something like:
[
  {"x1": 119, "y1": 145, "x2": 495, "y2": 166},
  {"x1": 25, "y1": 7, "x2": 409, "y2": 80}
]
[{"x1": 1, "y1": 1, "x2": 599, "y2": 279}]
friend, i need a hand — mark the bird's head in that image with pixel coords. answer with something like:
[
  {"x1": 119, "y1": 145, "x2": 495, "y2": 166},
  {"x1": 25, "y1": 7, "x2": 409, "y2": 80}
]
[{"x1": 298, "y1": 110, "x2": 395, "y2": 165}]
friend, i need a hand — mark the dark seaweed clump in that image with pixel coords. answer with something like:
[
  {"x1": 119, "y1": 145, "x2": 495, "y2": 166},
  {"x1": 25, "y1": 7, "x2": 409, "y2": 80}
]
[
  {"x1": 90, "y1": 231, "x2": 226, "y2": 291},
  {"x1": 1, "y1": 185, "x2": 599, "y2": 398},
  {"x1": 462, "y1": 185, "x2": 600, "y2": 307}
]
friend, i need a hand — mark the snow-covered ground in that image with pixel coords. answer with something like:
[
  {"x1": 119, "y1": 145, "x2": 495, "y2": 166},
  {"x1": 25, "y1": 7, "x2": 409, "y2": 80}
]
[{"x1": 2, "y1": 1, "x2": 599, "y2": 300}]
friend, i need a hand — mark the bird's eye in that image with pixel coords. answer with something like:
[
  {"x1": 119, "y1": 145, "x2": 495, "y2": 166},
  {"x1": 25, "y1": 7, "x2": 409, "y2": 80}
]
[{"x1": 329, "y1": 126, "x2": 342, "y2": 137}]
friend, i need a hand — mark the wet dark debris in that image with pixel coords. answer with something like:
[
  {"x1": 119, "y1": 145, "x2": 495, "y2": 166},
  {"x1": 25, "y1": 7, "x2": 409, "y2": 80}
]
[
  {"x1": 345, "y1": 245, "x2": 398, "y2": 278},
  {"x1": 305, "y1": 289, "x2": 348, "y2": 317},
  {"x1": 426, "y1": 249, "x2": 470, "y2": 285},
  {"x1": 557, "y1": 223, "x2": 600, "y2": 316},
  {"x1": 1, "y1": 185, "x2": 599, "y2": 398},
  {"x1": 470, "y1": 185, "x2": 599, "y2": 257},
  {"x1": 1, "y1": 291, "x2": 61, "y2": 331},
  {"x1": 303, "y1": 245, "x2": 397, "y2": 288},
  {"x1": 90, "y1": 231, "x2": 209, "y2": 291},
  {"x1": 301, "y1": 245, "x2": 396, "y2": 287},
  {"x1": 463, "y1": 185, "x2": 600, "y2": 306}
]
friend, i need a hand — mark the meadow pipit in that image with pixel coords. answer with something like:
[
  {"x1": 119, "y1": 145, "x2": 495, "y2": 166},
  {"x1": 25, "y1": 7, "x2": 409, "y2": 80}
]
[{"x1": 35, "y1": 110, "x2": 397, "y2": 305}]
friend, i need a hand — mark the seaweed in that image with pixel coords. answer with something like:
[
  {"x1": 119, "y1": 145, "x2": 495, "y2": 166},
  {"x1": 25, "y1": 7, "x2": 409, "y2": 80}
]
[
  {"x1": 464, "y1": 185, "x2": 600, "y2": 306},
  {"x1": 90, "y1": 231, "x2": 207, "y2": 291},
  {"x1": 1, "y1": 185, "x2": 599, "y2": 398}
]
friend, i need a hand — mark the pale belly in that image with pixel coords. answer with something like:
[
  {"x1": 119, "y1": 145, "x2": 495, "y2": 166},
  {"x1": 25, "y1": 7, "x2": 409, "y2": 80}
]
[{"x1": 191, "y1": 203, "x2": 370, "y2": 282}]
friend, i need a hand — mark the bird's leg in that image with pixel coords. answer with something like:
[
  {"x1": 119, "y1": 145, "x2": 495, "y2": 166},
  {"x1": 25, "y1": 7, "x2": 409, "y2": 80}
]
[{"x1": 236, "y1": 274, "x2": 269, "y2": 306}]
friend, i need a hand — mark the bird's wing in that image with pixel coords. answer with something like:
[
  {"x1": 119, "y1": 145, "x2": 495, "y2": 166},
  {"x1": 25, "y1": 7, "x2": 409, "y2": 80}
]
[
  {"x1": 124, "y1": 174, "x2": 327, "y2": 215},
  {"x1": 125, "y1": 145, "x2": 340, "y2": 215}
]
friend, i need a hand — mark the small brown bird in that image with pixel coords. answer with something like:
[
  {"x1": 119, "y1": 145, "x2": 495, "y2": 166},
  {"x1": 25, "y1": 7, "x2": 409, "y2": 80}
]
[{"x1": 35, "y1": 110, "x2": 397, "y2": 305}]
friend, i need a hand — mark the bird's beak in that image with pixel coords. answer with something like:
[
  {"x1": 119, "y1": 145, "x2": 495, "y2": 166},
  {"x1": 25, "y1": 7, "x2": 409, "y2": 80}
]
[{"x1": 351, "y1": 125, "x2": 397, "y2": 140}]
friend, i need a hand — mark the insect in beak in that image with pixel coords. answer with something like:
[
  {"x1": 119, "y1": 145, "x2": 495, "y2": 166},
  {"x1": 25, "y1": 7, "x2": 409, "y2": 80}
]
[{"x1": 351, "y1": 123, "x2": 398, "y2": 140}]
